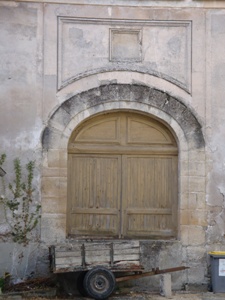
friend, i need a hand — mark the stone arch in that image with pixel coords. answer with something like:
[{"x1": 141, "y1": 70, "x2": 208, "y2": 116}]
[
  {"x1": 41, "y1": 84, "x2": 205, "y2": 243},
  {"x1": 42, "y1": 84, "x2": 204, "y2": 151}
]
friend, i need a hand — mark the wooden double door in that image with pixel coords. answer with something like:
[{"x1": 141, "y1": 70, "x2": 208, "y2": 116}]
[{"x1": 68, "y1": 112, "x2": 178, "y2": 239}]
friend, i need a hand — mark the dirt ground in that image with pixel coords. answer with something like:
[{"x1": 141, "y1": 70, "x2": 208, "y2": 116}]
[
  {"x1": 3, "y1": 290, "x2": 225, "y2": 300},
  {"x1": 19, "y1": 292, "x2": 224, "y2": 300},
  {"x1": 2, "y1": 277, "x2": 224, "y2": 300}
]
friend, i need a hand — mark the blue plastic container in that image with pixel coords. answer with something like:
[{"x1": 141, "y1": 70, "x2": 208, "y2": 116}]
[{"x1": 209, "y1": 252, "x2": 225, "y2": 293}]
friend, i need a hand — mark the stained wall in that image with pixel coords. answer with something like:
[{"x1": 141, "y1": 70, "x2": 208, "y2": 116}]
[{"x1": 0, "y1": 0, "x2": 225, "y2": 290}]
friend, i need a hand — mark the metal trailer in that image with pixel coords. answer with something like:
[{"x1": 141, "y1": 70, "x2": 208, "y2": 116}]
[{"x1": 50, "y1": 240, "x2": 188, "y2": 300}]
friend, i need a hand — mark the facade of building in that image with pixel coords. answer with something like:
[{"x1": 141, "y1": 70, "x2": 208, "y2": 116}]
[{"x1": 1, "y1": 0, "x2": 225, "y2": 291}]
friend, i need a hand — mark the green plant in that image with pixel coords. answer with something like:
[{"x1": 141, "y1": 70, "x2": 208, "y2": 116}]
[
  {"x1": 0, "y1": 154, "x2": 6, "y2": 166},
  {"x1": 0, "y1": 155, "x2": 41, "y2": 244},
  {"x1": 0, "y1": 277, "x2": 4, "y2": 289},
  {"x1": 0, "y1": 273, "x2": 10, "y2": 292}
]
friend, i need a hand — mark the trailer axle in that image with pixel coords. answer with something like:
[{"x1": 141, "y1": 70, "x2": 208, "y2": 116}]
[{"x1": 116, "y1": 266, "x2": 189, "y2": 282}]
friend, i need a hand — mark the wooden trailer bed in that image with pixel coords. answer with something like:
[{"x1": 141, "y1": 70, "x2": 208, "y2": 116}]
[
  {"x1": 49, "y1": 240, "x2": 188, "y2": 300},
  {"x1": 50, "y1": 240, "x2": 143, "y2": 273}
]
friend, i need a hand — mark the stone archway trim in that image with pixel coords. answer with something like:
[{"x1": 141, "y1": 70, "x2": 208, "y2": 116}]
[{"x1": 42, "y1": 84, "x2": 205, "y2": 151}]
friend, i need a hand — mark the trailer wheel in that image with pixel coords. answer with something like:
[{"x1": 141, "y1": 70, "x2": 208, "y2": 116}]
[
  {"x1": 83, "y1": 266, "x2": 116, "y2": 299},
  {"x1": 77, "y1": 271, "x2": 88, "y2": 296}
]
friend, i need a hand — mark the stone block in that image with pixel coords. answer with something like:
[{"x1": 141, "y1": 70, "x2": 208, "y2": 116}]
[
  {"x1": 50, "y1": 106, "x2": 71, "y2": 130},
  {"x1": 189, "y1": 150, "x2": 206, "y2": 162},
  {"x1": 180, "y1": 225, "x2": 189, "y2": 246},
  {"x1": 62, "y1": 94, "x2": 86, "y2": 117},
  {"x1": 180, "y1": 225, "x2": 206, "y2": 246},
  {"x1": 41, "y1": 197, "x2": 67, "y2": 214},
  {"x1": 59, "y1": 151, "x2": 67, "y2": 168},
  {"x1": 42, "y1": 167, "x2": 60, "y2": 178},
  {"x1": 59, "y1": 167, "x2": 67, "y2": 178},
  {"x1": 188, "y1": 226, "x2": 206, "y2": 246},
  {"x1": 187, "y1": 263, "x2": 207, "y2": 285},
  {"x1": 189, "y1": 161, "x2": 206, "y2": 177},
  {"x1": 82, "y1": 87, "x2": 102, "y2": 107},
  {"x1": 163, "y1": 96, "x2": 186, "y2": 120},
  {"x1": 116, "y1": 84, "x2": 132, "y2": 101},
  {"x1": 160, "y1": 274, "x2": 172, "y2": 298},
  {"x1": 180, "y1": 209, "x2": 190, "y2": 225},
  {"x1": 41, "y1": 177, "x2": 60, "y2": 198},
  {"x1": 190, "y1": 209, "x2": 207, "y2": 226},
  {"x1": 59, "y1": 177, "x2": 67, "y2": 198},
  {"x1": 46, "y1": 152, "x2": 65, "y2": 171},
  {"x1": 159, "y1": 242, "x2": 182, "y2": 268},
  {"x1": 148, "y1": 88, "x2": 168, "y2": 108},
  {"x1": 189, "y1": 192, "x2": 206, "y2": 210},
  {"x1": 58, "y1": 134, "x2": 70, "y2": 150},
  {"x1": 179, "y1": 148, "x2": 189, "y2": 161},
  {"x1": 130, "y1": 85, "x2": 150, "y2": 102},
  {"x1": 110, "y1": 29, "x2": 142, "y2": 62},
  {"x1": 180, "y1": 193, "x2": 189, "y2": 210},
  {"x1": 42, "y1": 126, "x2": 63, "y2": 151},
  {"x1": 186, "y1": 246, "x2": 206, "y2": 262},
  {"x1": 41, "y1": 214, "x2": 66, "y2": 243},
  {"x1": 189, "y1": 176, "x2": 206, "y2": 193},
  {"x1": 180, "y1": 176, "x2": 189, "y2": 194},
  {"x1": 180, "y1": 160, "x2": 189, "y2": 177},
  {"x1": 47, "y1": 149, "x2": 60, "y2": 168}
]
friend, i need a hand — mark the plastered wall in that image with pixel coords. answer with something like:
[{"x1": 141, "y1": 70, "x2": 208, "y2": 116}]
[{"x1": 0, "y1": 0, "x2": 225, "y2": 290}]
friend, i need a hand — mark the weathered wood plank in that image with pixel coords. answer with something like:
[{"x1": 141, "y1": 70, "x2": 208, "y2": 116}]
[
  {"x1": 126, "y1": 208, "x2": 172, "y2": 215},
  {"x1": 84, "y1": 244, "x2": 111, "y2": 250},
  {"x1": 55, "y1": 257, "x2": 82, "y2": 265},
  {"x1": 85, "y1": 255, "x2": 110, "y2": 262},
  {"x1": 113, "y1": 240, "x2": 140, "y2": 249},
  {"x1": 114, "y1": 248, "x2": 139, "y2": 255},
  {"x1": 52, "y1": 240, "x2": 141, "y2": 272},
  {"x1": 114, "y1": 254, "x2": 140, "y2": 261},
  {"x1": 55, "y1": 251, "x2": 81, "y2": 258},
  {"x1": 54, "y1": 245, "x2": 81, "y2": 252}
]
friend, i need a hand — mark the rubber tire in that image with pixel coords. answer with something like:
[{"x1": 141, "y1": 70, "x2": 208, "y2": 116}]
[
  {"x1": 77, "y1": 271, "x2": 88, "y2": 297},
  {"x1": 83, "y1": 267, "x2": 116, "y2": 300}
]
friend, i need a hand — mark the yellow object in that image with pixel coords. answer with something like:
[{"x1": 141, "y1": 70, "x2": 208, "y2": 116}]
[{"x1": 209, "y1": 251, "x2": 225, "y2": 255}]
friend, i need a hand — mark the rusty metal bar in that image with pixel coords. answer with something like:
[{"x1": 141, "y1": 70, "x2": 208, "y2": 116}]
[
  {"x1": 81, "y1": 244, "x2": 86, "y2": 267},
  {"x1": 110, "y1": 243, "x2": 114, "y2": 267},
  {"x1": 116, "y1": 266, "x2": 189, "y2": 283}
]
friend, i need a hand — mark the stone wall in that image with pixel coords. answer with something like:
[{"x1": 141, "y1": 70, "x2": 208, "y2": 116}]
[{"x1": 0, "y1": 0, "x2": 225, "y2": 291}]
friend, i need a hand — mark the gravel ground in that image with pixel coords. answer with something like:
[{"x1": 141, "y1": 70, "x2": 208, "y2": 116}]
[{"x1": 19, "y1": 292, "x2": 225, "y2": 300}]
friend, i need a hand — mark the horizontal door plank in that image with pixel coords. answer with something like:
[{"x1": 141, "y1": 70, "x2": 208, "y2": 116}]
[
  {"x1": 126, "y1": 208, "x2": 172, "y2": 215},
  {"x1": 71, "y1": 208, "x2": 118, "y2": 215}
]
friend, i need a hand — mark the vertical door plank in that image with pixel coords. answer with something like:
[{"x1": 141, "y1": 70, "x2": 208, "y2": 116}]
[{"x1": 69, "y1": 155, "x2": 121, "y2": 237}]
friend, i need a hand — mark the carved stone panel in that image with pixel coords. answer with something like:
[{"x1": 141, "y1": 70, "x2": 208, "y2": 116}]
[
  {"x1": 58, "y1": 18, "x2": 191, "y2": 91},
  {"x1": 110, "y1": 29, "x2": 142, "y2": 62}
]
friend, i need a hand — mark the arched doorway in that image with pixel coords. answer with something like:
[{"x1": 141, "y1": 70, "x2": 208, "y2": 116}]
[{"x1": 67, "y1": 111, "x2": 178, "y2": 239}]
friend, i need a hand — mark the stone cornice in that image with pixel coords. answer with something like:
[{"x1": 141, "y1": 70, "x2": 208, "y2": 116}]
[{"x1": 2, "y1": 0, "x2": 225, "y2": 9}]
